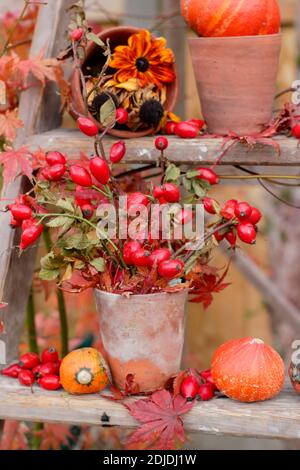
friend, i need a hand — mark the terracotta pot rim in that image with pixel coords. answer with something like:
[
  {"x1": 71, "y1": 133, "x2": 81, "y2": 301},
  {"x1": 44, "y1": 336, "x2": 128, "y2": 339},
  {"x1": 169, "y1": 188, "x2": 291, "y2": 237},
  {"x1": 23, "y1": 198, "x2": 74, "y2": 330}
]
[
  {"x1": 189, "y1": 33, "x2": 282, "y2": 42},
  {"x1": 94, "y1": 289, "x2": 189, "y2": 299}
]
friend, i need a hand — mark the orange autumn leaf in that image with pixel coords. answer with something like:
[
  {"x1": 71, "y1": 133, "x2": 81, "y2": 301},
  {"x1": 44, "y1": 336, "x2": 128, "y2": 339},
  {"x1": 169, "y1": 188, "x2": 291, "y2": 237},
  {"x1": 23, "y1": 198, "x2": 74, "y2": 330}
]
[
  {"x1": 17, "y1": 52, "x2": 59, "y2": 87},
  {"x1": 35, "y1": 423, "x2": 73, "y2": 450},
  {"x1": 0, "y1": 109, "x2": 23, "y2": 142},
  {"x1": 0, "y1": 146, "x2": 33, "y2": 188}
]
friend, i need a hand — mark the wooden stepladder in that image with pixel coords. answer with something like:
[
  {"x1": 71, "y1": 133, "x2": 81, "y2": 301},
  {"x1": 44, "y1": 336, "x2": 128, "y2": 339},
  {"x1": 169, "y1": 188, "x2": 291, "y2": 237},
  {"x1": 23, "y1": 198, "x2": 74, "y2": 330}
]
[{"x1": 0, "y1": 0, "x2": 74, "y2": 364}]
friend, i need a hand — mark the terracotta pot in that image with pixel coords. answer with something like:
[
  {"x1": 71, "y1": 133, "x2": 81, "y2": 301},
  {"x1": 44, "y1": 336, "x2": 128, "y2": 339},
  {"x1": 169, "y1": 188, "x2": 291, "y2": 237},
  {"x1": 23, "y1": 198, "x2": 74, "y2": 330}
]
[
  {"x1": 70, "y1": 26, "x2": 178, "y2": 139},
  {"x1": 94, "y1": 289, "x2": 188, "y2": 392},
  {"x1": 188, "y1": 34, "x2": 282, "y2": 136}
]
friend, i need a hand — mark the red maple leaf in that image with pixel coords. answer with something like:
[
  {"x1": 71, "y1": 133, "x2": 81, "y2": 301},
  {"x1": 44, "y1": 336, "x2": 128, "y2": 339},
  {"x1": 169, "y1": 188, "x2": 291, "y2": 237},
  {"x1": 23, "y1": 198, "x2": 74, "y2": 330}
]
[
  {"x1": 17, "y1": 52, "x2": 59, "y2": 87},
  {"x1": 0, "y1": 109, "x2": 23, "y2": 142},
  {"x1": 0, "y1": 146, "x2": 33, "y2": 188},
  {"x1": 125, "y1": 390, "x2": 193, "y2": 450},
  {"x1": 189, "y1": 266, "x2": 231, "y2": 309}
]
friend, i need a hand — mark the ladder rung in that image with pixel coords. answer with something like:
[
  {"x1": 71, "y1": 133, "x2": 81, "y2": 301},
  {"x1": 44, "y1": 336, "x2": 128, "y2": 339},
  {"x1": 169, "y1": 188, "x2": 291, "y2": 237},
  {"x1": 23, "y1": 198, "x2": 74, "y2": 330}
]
[
  {"x1": 0, "y1": 376, "x2": 298, "y2": 439},
  {"x1": 26, "y1": 129, "x2": 300, "y2": 166}
]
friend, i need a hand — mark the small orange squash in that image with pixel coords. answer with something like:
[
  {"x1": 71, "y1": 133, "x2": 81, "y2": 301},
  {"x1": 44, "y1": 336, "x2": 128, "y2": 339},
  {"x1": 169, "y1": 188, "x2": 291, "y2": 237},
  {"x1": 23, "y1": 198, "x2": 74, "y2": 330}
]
[
  {"x1": 60, "y1": 348, "x2": 109, "y2": 395},
  {"x1": 211, "y1": 337, "x2": 285, "y2": 403},
  {"x1": 181, "y1": 0, "x2": 281, "y2": 38}
]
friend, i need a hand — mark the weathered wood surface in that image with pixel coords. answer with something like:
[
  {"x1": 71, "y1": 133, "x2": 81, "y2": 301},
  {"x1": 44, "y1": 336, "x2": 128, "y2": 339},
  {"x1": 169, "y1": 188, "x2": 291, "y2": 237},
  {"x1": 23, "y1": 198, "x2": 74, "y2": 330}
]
[
  {"x1": 0, "y1": 0, "x2": 74, "y2": 363},
  {"x1": 26, "y1": 129, "x2": 300, "y2": 166},
  {"x1": 0, "y1": 376, "x2": 298, "y2": 440}
]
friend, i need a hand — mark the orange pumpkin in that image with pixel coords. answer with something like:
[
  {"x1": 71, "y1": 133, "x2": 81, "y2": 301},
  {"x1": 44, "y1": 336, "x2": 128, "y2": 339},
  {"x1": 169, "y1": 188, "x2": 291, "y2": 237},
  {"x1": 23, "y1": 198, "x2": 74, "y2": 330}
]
[
  {"x1": 180, "y1": 0, "x2": 281, "y2": 37},
  {"x1": 289, "y1": 362, "x2": 300, "y2": 395},
  {"x1": 211, "y1": 337, "x2": 285, "y2": 402},
  {"x1": 60, "y1": 348, "x2": 109, "y2": 395}
]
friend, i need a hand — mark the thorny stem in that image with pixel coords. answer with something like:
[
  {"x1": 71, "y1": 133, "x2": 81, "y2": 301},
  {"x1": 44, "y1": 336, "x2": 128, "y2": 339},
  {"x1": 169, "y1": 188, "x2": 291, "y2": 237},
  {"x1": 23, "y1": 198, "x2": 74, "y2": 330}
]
[
  {"x1": 86, "y1": 40, "x2": 112, "y2": 100},
  {"x1": 72, "y1": 40, "x2": 88, "y2": 112},
  {"x1": 6, "y1": 38, "x2": 32, "y2": 51},
  {"x1": 43, "y1": 229, "x2": 69, "y2": 357},
  {"x1": 173, "y1": 220, "x2": 234, "y2": 260},
  {"x1": 0, "y1": 0, "x2": 45, "y2": 57}
]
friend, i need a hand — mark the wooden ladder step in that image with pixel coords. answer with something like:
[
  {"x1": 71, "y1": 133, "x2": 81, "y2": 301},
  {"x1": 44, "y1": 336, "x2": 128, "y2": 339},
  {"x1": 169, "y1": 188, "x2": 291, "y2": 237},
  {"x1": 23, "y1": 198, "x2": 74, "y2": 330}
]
[
  {"x1": 26, "y1": 129, "x2": 300, "y2": 166},
  {"x1": 0, "y1": 376, "x2": 298, "y2": 439}
]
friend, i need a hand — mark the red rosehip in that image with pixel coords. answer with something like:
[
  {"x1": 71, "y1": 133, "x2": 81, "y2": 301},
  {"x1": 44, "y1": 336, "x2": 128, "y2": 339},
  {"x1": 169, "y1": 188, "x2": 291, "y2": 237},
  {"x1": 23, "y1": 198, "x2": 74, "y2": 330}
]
[
  {"x1": 19, "y1": 352, "x2": 40, "y2": 370},
  {"x1": 153, "y1": 186, "x2": 164, "y2": 199},
  {"x1": 175, "y1": 122, "x2": 198, "y2": 139},
  {"x1": 165, "y1": 121, "x2": 176, "y2": 135},
  {"x1": 180, "y1": 376, "x2": 199, "y2": 401},
  {"x1": 131, "y1": 248, "x2": 151, "y2": 267},
  {"x1": 20, "y1": 223, "x2": 43, "y2": 250},
  {"x1": 237, "y1": 222, "x2": 257, "y2": 244},
  {"x1": 292, "y1": 124, "x2": 300, "y2": 139},
  {"x1": 148, "y1": 248, "x2": 171, "y2": 267},
  {"x1": 70, "y1": 165, "x2": 92, "y2": 187},
  {"x1": 155, "y1": 136, "x2": 169, "y2": 151},
  {"x1": 123, "y1": 241, "x2": 142, "y2": 265},
  {"x1": 221, "y1": 199, "x2": 238, "y2": 220},
  {"x1": 203, "y1": 197, "x2": 218, "y2": 215},
  {"x1": 161, "y1": 183, "x2": 180, "y2": 203},
  {"x1": 234, "y1": 202, "x2": 252, "y2": 221},
  {"x1": 18, "y1": 370, "x2": 35, "y2": 387},
  {"x1": 158, "y1": 259, "x2": 184, "y2": 279},
  {"x1": 197, "y1": 168, "x2": 219, "y2": 185},
  {"x1": 38, "y1": 362, "x2": 60, "y2": 378},
  {"x1": 77, "y1": 117, "x2": 98, "y2": 137},
  {"x1": 116, "y1": 108, "x2": 128, "y2": 125},
  {"x1": 10, "y1": 217, "x2": 22, "y2": 228},
  {"x1": 81, "y1": 203, "x2": 94, "y2": 219},
  {"x1": 46, "y1": 151, "x2": 66, "y2": 166},
  {"x1": 38, "y1": 375, "x2": 61, "y2": 391},
  {"x1": 89, "y1": 157, "x2": 110, "y2": 185},
  {"x1": 1, "y1": 363, "x2": 22, "y2": 378},
  {"x1": 70, "y1": 28, "x2": 83, "y2": 41},
  {"x1": 10, "y1": 204, "x2": 32, "y2": 221},
  {"x1": 214, "y1": 228, "x2": 226, "y2": 242},
  {"x1": 186, "y1": 119, "x2": 205, "y2": 131},
  {"x1": 110, "y1": 141, "x2": 126, "y2": 164},
  {"x1": 225, "y1": 230, "x2": 237, "y2": 247},
  {"x1": 198, "y1": 383, "x2": 215, "y2": 401},
  {"x1": 127, "y1": 193, "x2": 149, "y2": 210},
  {"x1": 175, "y1": 208, "x2": 193, "y2": 225},
  {"x1": 248, "y1": 207, "x2": 262, "y2": 225},
  {"x1": 41, "y1": 347, "x2": 59, "y2": 364},
  {"x1": 43, "y1": 164, "x2": 66, "y2": 182}
]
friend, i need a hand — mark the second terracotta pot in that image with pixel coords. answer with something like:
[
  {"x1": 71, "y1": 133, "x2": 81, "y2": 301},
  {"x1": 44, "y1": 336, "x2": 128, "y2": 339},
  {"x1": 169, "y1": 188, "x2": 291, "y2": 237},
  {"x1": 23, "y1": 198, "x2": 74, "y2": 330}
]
[
  {"x1": 70, "y1": 26, "x2": 178, "y2": 139},
  {"x1": 188, "y1": 34, "x2": 282, "y2": 136},
  {"x1": 94, "y1": 289, "x2": 188, "y2": 393}
]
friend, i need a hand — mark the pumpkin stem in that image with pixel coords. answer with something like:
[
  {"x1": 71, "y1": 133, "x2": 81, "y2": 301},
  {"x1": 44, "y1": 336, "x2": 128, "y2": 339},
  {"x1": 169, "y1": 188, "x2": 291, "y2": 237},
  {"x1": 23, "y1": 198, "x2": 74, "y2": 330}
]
[
  {"x1": 76, "y1": 368, "x2": 93, "y2": 385},
  {"x1": 250, "y1": 338, "x2": 264, "y2": 345}
]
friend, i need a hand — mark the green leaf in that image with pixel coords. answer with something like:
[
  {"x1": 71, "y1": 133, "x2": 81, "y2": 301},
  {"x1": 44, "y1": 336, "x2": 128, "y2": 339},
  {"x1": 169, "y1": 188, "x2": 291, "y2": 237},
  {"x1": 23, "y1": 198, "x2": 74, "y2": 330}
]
[
  {"x1": 186, "y1": 170, "x2": 199, "y2": 180},
  {"x1": 39, "y1": 268, "x2": 60, "y2": 281},
  {"x1": 56, "y1": 198, "x2": 75, "y2": 213},
  {"x1": 100, "y1": 98, "x2": 116, "y2": 126},
  {"x1": 89, "y1": 257, "x2": 105, "y2": 272},
  {"x1": 40, "y1": 252, "x2": 64, "y2": 270},
  {"x1": 192, "y1": 180, "x2": 206, "y2": 198},
  {"x1": 46, "y1": 216, "x2": 74, "y2": 228},
  {"x1": 61, "y1": 233, "x2": 91, "y2": 250},
  {"x1": 86, "y1": 32, "x2": 105, "y2": 47},
  {"x1": 183, "y1": 177, "x2": 192, "y2": 192},
  {"x1": 165, "y1": 164, "x2": 181, "y2": 182}
]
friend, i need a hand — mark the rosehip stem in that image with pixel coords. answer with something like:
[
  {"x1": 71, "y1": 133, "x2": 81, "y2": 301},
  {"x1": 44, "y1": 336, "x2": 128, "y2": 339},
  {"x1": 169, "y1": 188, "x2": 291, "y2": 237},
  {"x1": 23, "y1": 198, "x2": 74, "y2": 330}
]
[
  {"x1": 220, "y1": 174, "x2": 300, "y2": 180},
  {"x1": 173, "y1": 220, "x2": 234, "y2": 259}
]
